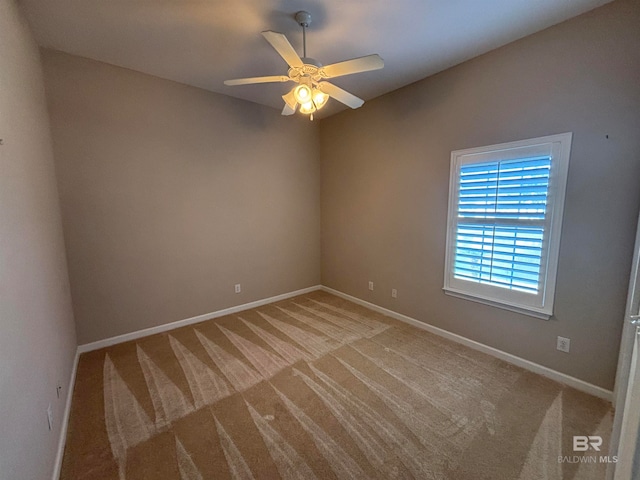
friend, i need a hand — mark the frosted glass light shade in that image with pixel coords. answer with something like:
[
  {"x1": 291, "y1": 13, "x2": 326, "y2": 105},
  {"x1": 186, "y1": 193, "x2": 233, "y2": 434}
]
[
  {"x1": 312, "y1": 90, "x2": 328, "y2": 108},
  {"x1": 299, "y1": 101, "x2": 316, "y2": 114},
  {"x1": 282, "y1": 90, "x2": 297, "y2": 110},
  {"x1": 293, "y1": 85, "x2": 312, "y2": 104}
]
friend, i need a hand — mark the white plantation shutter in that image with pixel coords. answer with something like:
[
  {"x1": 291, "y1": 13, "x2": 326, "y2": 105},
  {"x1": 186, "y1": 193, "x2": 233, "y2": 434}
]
[
  {"x1": 444, "y1": 134, "x2": 572, "y2": 319},
  {"x1": 454, "y1": 157, "x2": 550, "y2": 294}
]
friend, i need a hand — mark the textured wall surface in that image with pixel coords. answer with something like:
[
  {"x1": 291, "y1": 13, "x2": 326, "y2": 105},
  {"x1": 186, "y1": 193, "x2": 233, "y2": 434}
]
[
  {"x1": 0, "y1": 1, "x2": 77, "y2": 478},
  {"x1": 320, "y1": 0, "x2": 640, "y2": 390}
]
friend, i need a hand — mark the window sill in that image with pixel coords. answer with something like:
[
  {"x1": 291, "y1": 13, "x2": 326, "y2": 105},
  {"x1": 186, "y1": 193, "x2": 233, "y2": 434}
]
[{"x1": 443, "y1": 287, "x2": 551, "y2": 320}]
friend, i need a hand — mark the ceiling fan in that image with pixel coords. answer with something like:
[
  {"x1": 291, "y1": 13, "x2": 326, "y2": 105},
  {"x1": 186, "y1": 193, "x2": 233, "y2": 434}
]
[{"x1": 224, "y1": 11, "x2": 384, "y2": 120}]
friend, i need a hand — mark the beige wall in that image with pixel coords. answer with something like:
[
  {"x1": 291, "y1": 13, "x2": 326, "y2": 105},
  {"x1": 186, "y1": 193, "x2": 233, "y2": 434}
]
[
  {"x1": 42, "y1": 50, "x2": 321, "y2": 345},
  {"x1": 0, "y1": 1, "x2": 77, "y2": 478},
  {"x1": 320, "y1": 0, "x2": 640, "y2": 390}
]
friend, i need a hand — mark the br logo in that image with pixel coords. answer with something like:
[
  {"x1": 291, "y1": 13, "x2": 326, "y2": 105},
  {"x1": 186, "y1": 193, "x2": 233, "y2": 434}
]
[{"x1": 573, "y1": 436, "x2": 603, "y2": 451}]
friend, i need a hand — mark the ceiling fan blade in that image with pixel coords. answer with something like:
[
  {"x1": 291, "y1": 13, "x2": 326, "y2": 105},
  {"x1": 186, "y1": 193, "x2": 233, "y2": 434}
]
[
  {"x1": 318, "y1": 82, "x2": 364, "y2": 109},
  {"x1": 320, "y1": 54, "x2": 384, "y2": 79},
  {"x1": 282, "y1": 103, "x2": 296, "y2": 116},
  {"x1": 261, "y1": 31, "x2": 304, "y2": 69},
  {"x1": 224, "y1": 75, "x2": 290, "y2": 86}
]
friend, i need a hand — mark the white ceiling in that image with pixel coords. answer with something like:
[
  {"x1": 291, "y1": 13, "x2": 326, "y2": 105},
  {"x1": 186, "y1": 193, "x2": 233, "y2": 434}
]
[{"x1": 21, "y1": 0, "x2": 612, "y2": 118}]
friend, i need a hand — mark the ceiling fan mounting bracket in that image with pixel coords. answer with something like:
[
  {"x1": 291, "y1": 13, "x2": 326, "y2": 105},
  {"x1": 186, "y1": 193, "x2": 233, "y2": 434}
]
[{"x1": 295, "y1": 11, "x2": 312, "y2": 28}]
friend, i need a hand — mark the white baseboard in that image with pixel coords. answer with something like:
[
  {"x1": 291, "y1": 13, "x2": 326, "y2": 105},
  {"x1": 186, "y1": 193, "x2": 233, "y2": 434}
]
[
  {"x1": 52, "y1": 349, "x2": 80, "y2": 480},
  {"x1": 77, "y1": 285, "x2": 322, "y2": 353},
  {"x1": 322, "y1": 286, "x2": 613, "y2": 402}
]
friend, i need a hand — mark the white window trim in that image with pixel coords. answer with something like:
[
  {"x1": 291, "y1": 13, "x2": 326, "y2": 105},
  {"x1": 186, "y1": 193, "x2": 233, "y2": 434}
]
[{"x1": 443, "y1": 133, "x2": 572, "y2": 319}]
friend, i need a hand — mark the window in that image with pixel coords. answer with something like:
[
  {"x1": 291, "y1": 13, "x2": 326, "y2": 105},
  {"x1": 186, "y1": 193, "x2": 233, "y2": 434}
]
[{"x1": 443, "y1": 133, "x2": 572, "y2": 319}]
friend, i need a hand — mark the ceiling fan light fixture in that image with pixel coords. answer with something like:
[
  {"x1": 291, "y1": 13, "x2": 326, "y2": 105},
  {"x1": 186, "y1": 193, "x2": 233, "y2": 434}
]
[
  {"x1": 299, "y1": 101, "x2": 316, "y2": 114},
  {"x1": 312, "y1": 89, "x2": 328, "y2": 108},
  {"x1": 224, "y1": 11, "x2": 383, "y2": 117},
  {"x1": 282, "y1": 90, "x2": 297, "y2": 110},
  {"x1": 293, "y1": 84, "x2": 312, "y2": 104}
]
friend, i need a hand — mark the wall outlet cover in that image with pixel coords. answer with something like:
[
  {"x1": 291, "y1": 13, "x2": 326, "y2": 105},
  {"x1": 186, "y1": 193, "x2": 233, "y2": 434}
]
[{"x1": 557, "y1": 336, "x2": 571, "y2": 353}]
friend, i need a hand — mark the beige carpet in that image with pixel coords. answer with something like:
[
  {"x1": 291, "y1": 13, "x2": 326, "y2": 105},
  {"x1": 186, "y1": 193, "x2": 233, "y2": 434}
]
[{"x1": 60, "y1": 291, "x2": 612, "y2": 479}]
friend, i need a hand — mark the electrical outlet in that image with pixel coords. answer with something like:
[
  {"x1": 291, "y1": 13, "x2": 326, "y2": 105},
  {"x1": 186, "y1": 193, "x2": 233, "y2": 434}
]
[
  {"x1": 368, "y1": 281, "x2": 374, "y2": 291},
  {"x1": 391, "y1": 289, "x2": 397, "y2": 298},
  {"x1": 234, "y1": 284, "x2": 241, "y2": 294},
  {"x1": 557, "y1": 336, "x2": 570, "y2": 353},
  {"x1": 47, "y1": 404, "x2": 53, "y2": 431}
]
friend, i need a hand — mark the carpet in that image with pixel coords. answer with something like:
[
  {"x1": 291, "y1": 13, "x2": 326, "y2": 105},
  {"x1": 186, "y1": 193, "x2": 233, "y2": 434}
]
[{"x1": 60, "y1": 291, "x2": 612, "y2": 479}]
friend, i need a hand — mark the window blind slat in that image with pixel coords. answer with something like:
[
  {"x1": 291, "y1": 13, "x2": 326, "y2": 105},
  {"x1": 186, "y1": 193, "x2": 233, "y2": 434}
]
[
  {"x1": 459, "y1": 213, "x2": 547, "y2": 220},
  {"x1": 454, "y1": 258, "x2": 541, "y2": 277},
  {"x1": 460, "y1": 185, "x2": 549, "y2": 196}
]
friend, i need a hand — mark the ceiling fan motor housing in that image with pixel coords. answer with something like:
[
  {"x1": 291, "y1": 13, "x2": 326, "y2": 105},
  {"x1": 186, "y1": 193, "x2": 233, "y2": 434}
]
[
  {"x1": 288, "y1": 64, "x2": 322, "y2": 83},
  {"x1": 301, "y1": 57, "x2": 321, "y2": 67}
]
